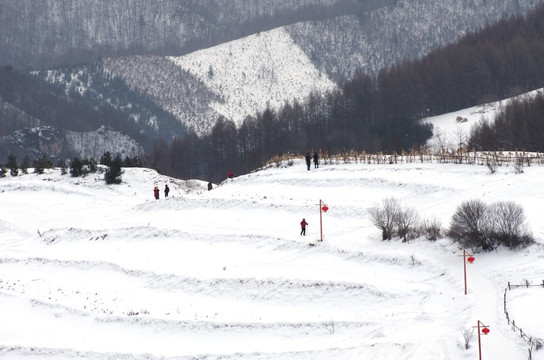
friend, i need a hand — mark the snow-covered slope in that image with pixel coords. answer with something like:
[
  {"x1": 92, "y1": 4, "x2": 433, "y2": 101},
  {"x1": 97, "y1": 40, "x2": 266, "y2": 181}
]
[
  {"x1": 424, "y1": 87, "x2": 544, "y2": 151},
  {"x1": 1, "y1": 159, "x2": 543, "y2": 359},
  {"x1": 168, "y1": 28, "x2": 337, "y2": 130}
]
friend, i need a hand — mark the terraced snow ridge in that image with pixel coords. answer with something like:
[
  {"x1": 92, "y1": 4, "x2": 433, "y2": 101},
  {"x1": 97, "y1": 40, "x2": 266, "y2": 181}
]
[{"x1": 1, "y1": 162, "x2": 543, "y2": 359}]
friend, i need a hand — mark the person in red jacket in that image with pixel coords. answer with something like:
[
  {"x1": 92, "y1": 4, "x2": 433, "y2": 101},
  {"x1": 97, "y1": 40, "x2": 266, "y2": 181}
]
[
  {"x1": 153, "y1": 186, "x2": 160, "y2": 200},
  {"x1": 300, "y1": 218, "x2": 308, "y2": 236}
]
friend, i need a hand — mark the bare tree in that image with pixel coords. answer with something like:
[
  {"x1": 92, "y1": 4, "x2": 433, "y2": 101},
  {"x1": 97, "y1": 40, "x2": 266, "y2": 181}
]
[
  {"x1": 486, "y1": 201, "x2": 533, "y2": 249},
  {"x1": 462, "y1": 327, "x2": 474, "y2": 350},
  {"x1": 448, "y1": 200, "x2": 491, "y2": 251},
  {"x1": 420, "y1": 216, "x2": 442, "y2": 241},
  {"x1": 396, "y1": 205, "x2": 419, "y2": 242},
  {"x1": 368, "y1": 198, "x2": 401, "y2": 240}
]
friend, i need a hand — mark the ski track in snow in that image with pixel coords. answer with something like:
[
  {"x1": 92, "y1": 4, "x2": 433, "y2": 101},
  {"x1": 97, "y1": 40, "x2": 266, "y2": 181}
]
[{"x1": 1, "y1": 163, "x2": 543, "y2": 359}]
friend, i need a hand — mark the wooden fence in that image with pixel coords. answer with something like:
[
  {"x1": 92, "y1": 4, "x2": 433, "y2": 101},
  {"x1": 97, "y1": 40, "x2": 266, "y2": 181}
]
[
  {"x1": 503, "y1": 281, "x2": 544, "y2": 360},
  {"x1": 269, "y1": 150, "x2": 544, "y2": 168}
]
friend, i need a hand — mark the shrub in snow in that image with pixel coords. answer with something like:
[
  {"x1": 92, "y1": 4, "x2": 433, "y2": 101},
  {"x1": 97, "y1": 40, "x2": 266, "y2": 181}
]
[
  {"x1": 395, "y1": 204, "x2": 419, "y2": 242},
  {"x1": 104, "y1": 156, "x2": 123, "y2": 184},
  {"x1": 420, "y1": 217, "x2": 442, "y2": 241},
  {"x1": 462, "y1": 327, "x2": 474, "y2": 350},
  {"x1": 70, "y1": 157, "x2": 84, "y2": 177},
  {"x1": 0, "y1": 164, "x2": 6, "y2": 178},
  {"x1": 448, "y1": 199, "x2": 533, "y2": 251},
  {"x1": 448, "y1": 200, "x2": 491, "y2": 251},
  {"x1": 6, "y1": 154, "x2": 18, "y2": 176},
  {"x1": 33, "y1": 155, "x2": 52, "y2": 174},
  {"x1": 21, "y1": 156, "x2": 30, "y2": 174},
  {"x1": 486, "y1": 201, "x2": 534, "y2": 249},
  {"x1": 368, "y1": 198, "x2": 422, "y2": 242},
  {"x1": 368, "y1": 198, "x2": 401, "y2": 240}
]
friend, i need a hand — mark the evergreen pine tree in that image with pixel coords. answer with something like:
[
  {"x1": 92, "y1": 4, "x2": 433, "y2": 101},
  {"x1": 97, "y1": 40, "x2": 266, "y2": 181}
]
[
  {"x1": 56, "y1": 160, "x2": 67, "y2": 175},
  {"x1": 21, "y1": 156, "x2": 31, "y2": 174},
  {"x1": 70, "y1": 157, "x2": 83, "y2": 177},
  {"x1": 33, "y1": 158, "x2": 44, "y2": 174},
  {"x1": 37, "y1": 155, "x2": 53, "y2": 170},
  {"x1": 100, "y1": 152, "x2": 112, "y2": 167},
  {"x1": 105, "y1": 155, "x2": 124, "y2": 184},
  {"x1": 6, "y1": 154, "x2": 18, "y2": 176},
  {"x1": 0, "y1": 164, "x2": 6, "y2": 178}
]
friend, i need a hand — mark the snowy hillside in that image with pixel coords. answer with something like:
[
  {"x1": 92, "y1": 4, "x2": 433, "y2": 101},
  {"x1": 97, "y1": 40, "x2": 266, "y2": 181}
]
[
  {"x1": 1, "y1": 158, "x2": 543, "y2": 359},
  {"x1": 168, "y1": 28, "x2": 337, "y2": 129},
  {"x1": 424, "y1": 87, "x2": 544, "y2": 151}
]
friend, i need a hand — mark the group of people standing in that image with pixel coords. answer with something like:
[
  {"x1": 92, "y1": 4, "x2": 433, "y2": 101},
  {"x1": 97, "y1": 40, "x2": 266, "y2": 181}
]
[
  {"x1": 305, "y1": 152, "x2": 319, "y2": 170},
  {"x1": 301, "y1": 152, "x2": 319, "y2": 236},
  {"x1": 154, "y1": 184, "x2": 169, "y2": 200}
]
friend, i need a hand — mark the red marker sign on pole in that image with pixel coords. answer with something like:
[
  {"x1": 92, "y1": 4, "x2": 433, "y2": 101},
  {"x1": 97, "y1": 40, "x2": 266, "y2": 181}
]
[
  {"x1": 318, "y1": 199, "x2": 328, "y2": 242},
  {"x1": 458, "y1": 249, "x2": 475, "y2": 295},
  {"x1": 473, "y1": 320, "x2": 490, "y2": 360}
]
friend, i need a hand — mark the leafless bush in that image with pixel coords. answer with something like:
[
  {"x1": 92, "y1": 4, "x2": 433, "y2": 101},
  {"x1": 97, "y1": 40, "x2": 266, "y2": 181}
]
[
  {"x1": 449, "y1": 200, "x2": 534, "y2": 251},
  {"x1": 368, "y1": 198, "x2": 401, "y2": 240},
  {"x1": 486, "y1": 201, "x2": 534, "y2": 249},
  {"x1": 462, "y1": 328, "x2": 474, "y2": 350},
  {"x1": 486, "y1": 160, "x2": 497, "y2": 174},
  {"x1": 448, "y1": 200, "x2": 492, "y2": 251},
  {"x1": 396, "y1": 205, "x2": 419, "y2": 242},
  {"x1": 324, "y1": 321, "x2": 335, "y2": 334},
  {"x1": 513, "y1": 156, "x2": 524, "y2": 174},
  {"x1": 420, "y1": 217, "x2": 442, "y2": 241}
]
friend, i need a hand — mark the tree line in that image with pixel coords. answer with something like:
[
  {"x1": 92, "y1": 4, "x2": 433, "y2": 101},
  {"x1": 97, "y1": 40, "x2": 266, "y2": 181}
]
[
  {"x1": 468, "y1": 92, "x2": 544, "y2": 152},
  {"x1": 0, "y1": 152, "x2": 142, "y2": 184},
  {"x1": 151, "y1": 4, "x2": 544, "y2": 182}
]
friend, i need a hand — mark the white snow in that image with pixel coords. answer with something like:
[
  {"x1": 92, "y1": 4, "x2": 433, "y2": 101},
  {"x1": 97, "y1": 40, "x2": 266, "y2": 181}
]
[
  {"x1": 1, "y1": 156, "x2": 543, "y2": 359},
  {"x1": 168, "y1": 28, "x2": 337, "y2": 127},
  {"x1": 424, "y1": 88, "x2": 544, "y2": 151}
]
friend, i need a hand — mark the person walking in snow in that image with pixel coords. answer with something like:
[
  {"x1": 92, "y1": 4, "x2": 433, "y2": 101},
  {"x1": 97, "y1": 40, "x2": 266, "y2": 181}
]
[
  {"x1": 153, "y1": 186, "x2": 160, "y2": 200},
  {"x1": 164, "y1": 184, "x2": 170, "y2": 197},
  {"x1": 313, "y1": 152, "x2": 319, "y2": 168},
  {"x1": 300, "y1": 218, "x2": 308, "y2": 236},
  {"x1": 228, "y1": 170, "x2": 234, "y2": 179},
  {"x1": 305, "y1": 153, "x2": 311, "y2": 171}
]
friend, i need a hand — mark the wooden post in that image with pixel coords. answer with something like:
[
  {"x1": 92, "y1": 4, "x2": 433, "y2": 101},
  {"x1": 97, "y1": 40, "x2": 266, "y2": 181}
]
[
  {"x1": 464, "y1": 249, "x2": 468, "y2": 294},
  {"x1": 477, "y1": 321, "x2": 482, "y2": 360},
  {"x1": 458, "y1": 250, "x2": 474, "y2": 295},
  {"x1": 319, "y1": 199, "x2": 323, "y2": 242},
  {"x1": 473, "y1": 321, "x2": 490, "y2": 360}
]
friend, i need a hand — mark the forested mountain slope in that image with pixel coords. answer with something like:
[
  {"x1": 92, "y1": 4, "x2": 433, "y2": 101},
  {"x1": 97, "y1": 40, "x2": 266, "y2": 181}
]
[
  {"x1": 1, "y1": 0, "x2": 543, "y2": 176},
  {"x1": 0, "y1": 0, "x2": 375, "y2": 69},
  {"x1": 288, "y1": 0, "x2": 542, "y2": 81}
]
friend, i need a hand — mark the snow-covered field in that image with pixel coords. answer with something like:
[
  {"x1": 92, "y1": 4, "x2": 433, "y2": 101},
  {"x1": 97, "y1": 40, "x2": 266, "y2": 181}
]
[{"x1": 1, "y1": 158, "x2": 543, "y2": 359}]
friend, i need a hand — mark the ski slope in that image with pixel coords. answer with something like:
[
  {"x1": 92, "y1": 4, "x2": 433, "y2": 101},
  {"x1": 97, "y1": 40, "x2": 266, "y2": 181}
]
[{"x1": 0, "y1": 160, "x2": 543, "y2": 359}]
